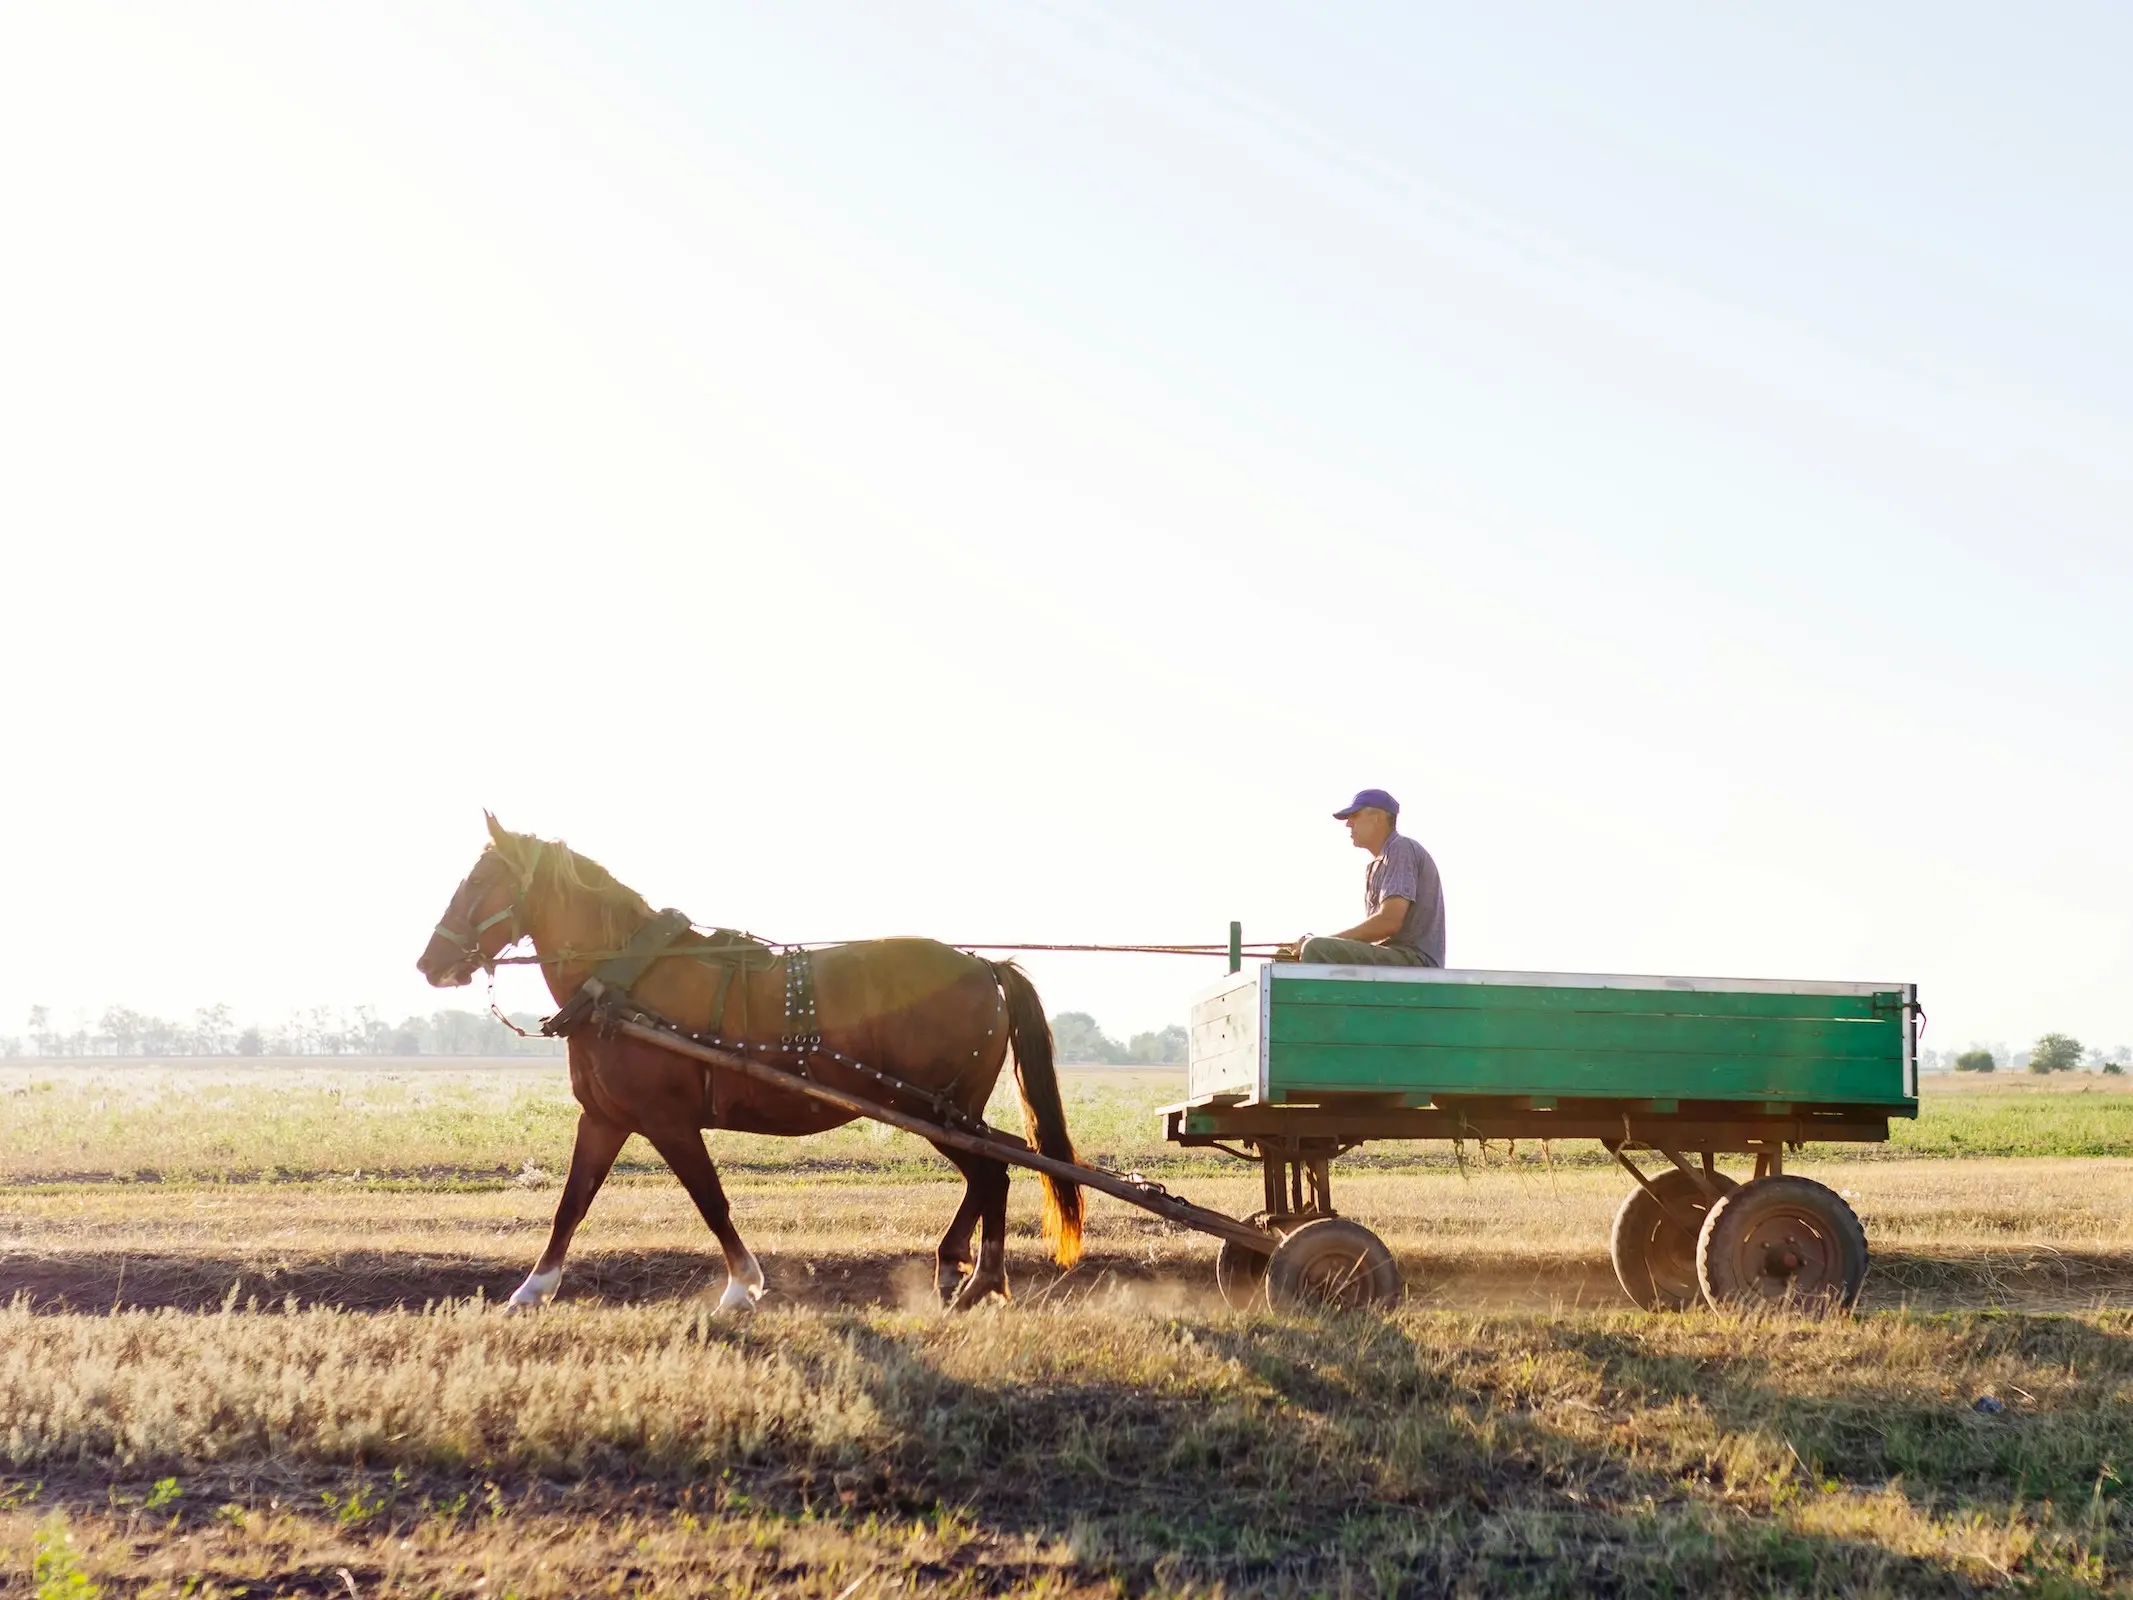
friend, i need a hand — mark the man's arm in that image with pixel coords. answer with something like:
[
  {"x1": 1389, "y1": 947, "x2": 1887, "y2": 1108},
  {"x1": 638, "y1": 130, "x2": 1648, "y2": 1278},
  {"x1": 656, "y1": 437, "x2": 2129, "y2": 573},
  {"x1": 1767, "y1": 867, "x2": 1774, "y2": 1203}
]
[
  {"x1": 1278, "y1": 898, "x2": 1413, "y2": 959},
  {"x1": 1328, "y1": 896, "x2": 1411, "y2": 945}
]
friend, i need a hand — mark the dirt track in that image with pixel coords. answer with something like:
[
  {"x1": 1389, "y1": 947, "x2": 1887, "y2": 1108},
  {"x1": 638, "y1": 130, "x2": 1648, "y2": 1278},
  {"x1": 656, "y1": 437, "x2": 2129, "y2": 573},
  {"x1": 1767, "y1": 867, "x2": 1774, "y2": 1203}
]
[
  {"x1": 10, "y1": 1158, "x2": 2133, "y2": 1317},
  {"x1": 10, "y1": 1238, "x2": 2133, "y2": 1317}
]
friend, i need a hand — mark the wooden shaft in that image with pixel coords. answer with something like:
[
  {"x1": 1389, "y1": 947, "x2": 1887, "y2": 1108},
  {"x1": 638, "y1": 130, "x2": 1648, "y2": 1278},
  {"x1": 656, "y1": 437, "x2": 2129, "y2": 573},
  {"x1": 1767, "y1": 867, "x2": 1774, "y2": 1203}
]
[{"x1": 610, "y1": 1016, "x2": 1273, "y2": 1252}]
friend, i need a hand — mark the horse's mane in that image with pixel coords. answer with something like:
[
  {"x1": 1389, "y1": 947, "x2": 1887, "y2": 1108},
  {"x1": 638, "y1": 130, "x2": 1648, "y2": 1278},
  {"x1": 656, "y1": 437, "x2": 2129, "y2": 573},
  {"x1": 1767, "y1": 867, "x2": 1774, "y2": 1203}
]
[{"x1": 490, "y1": 829, "x2": 655, "y2": 950}]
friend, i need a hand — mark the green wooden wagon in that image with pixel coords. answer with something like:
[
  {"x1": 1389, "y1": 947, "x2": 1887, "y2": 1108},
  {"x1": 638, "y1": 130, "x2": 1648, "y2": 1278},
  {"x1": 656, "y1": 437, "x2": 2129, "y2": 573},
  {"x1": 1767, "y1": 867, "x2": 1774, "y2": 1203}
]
[{"x1": 1170, "y1": 958, "x2": 1920, "y2": 1311}]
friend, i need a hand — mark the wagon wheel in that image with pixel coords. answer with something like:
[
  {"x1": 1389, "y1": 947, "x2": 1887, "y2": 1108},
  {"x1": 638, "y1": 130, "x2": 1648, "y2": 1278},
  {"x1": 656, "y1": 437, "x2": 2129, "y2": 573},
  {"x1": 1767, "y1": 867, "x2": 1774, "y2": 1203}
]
[
  {"x1": 1263, "y1": 1218, "x2": 1402, "y2": 1312},
  {"x1": 1214, "y1": 1237, "x2": 1273, "y2": 1309},
  {"x1": 1696, "y1": 1176, "x2": 1867, "y2": 1311},
  {"x1": 1610, "y1": 1168, "x2": 1738, "y2": 1311}
]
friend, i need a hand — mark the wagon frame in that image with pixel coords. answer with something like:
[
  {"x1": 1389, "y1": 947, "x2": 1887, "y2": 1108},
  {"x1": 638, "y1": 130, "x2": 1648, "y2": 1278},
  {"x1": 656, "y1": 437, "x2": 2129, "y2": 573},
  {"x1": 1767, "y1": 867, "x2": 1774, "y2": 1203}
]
[{"x1": 1168, "y1": 952, "x2": 1920, "y2": 1310}]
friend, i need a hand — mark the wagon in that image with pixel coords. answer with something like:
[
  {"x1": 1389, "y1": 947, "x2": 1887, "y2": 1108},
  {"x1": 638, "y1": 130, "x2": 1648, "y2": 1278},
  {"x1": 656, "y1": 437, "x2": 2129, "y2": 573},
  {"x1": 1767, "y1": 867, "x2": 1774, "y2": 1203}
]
[{"x1": 1169, "y1": 957, "x2": 1921, "y2": 1311}]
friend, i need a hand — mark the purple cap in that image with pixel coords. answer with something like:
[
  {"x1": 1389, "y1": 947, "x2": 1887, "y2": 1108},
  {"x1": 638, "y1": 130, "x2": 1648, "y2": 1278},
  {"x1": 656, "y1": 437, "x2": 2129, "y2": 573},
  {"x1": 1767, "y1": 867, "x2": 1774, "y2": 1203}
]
[{"x1": 1333, "y1": 788, "x2": 1399, "y2": 819}]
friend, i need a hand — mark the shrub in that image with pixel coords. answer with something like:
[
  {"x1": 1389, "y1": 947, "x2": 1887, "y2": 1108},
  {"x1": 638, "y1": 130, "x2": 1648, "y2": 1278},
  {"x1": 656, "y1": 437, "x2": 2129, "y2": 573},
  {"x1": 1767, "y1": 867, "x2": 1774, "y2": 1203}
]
[
  {"x1": 1954, "y1": 1048, "x2": 1997, "y2": 1074},
  {"x1": 2030, "y1": 1033, "x2": 2084, "y2": 1075}
]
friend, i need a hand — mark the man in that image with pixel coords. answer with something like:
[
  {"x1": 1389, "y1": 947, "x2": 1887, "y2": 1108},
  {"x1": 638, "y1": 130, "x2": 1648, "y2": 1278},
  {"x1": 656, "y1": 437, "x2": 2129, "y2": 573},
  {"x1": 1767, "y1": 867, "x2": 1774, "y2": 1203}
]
[{"x1": 1288, "y1": 789, "x2": 1447, "y2": 967}]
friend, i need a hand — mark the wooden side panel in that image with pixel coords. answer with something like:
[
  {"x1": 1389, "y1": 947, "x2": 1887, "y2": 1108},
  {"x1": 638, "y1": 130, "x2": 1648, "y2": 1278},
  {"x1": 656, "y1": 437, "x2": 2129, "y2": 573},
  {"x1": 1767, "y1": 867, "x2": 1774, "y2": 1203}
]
[
  {"x1": 1283, "y1": 977, "x2": 1889, "y2": 1022},
  {"x1": 1271, "y1": 1004, "x2": 1900, "y2": 1062},
  {"x1": 1263, "y1": 975, "x2": 1911, "y2": 1108},
  {"x1": 1188, "y1": 972, "x2": 1261, "y2": 1102}
]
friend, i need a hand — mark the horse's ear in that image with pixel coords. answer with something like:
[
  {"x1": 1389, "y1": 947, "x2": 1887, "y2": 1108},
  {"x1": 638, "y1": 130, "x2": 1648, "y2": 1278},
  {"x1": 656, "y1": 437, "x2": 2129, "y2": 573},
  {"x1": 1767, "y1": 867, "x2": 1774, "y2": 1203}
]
[{"x1": 484, "y1": 811, "x2": 510, "y2": 849}]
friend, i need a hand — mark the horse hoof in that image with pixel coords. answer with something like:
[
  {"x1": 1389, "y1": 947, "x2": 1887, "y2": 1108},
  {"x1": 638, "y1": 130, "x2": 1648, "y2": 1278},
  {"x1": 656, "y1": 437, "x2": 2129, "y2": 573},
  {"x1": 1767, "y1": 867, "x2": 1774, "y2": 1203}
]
[
  {"x1": 504, "y1": 1268, "x2": 560, "y2": 1313},
  {"x1": 948, "y1": 1278, "x2": 1008, "y2": 1312}
]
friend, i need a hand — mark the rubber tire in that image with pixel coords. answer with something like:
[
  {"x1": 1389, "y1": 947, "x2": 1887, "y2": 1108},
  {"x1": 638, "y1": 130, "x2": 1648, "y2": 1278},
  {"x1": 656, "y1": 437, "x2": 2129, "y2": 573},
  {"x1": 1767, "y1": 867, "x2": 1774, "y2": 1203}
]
[
  {"x1": 1610, "y1": 1168, "x2": 1739, "y2": 1311},
  {"x1": 1263, "y1": 1218, "x2": 1403, "y2": 1311},
  {"x1": 1215, "y1": 1237, "x2": 1273, "y2": 1309},
  {"x1": 1696, "y1": 1175, "x2": 1867, "y2": 1311}
]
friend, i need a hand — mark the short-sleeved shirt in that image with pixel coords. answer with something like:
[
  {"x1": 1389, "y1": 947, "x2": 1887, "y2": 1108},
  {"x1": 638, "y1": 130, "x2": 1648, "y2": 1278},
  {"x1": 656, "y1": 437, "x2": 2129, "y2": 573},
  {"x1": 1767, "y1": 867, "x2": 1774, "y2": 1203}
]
[{"x1": 1366, "y1": 831, "x2": 1446, "y2": 967}]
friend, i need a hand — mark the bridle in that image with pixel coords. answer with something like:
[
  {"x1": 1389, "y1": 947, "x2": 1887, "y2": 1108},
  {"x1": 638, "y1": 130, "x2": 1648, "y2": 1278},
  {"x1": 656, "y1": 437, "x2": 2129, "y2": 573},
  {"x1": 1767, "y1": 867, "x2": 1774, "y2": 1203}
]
[{"x1": 432, "y1": 840, "x2": 545, "y2": 975}]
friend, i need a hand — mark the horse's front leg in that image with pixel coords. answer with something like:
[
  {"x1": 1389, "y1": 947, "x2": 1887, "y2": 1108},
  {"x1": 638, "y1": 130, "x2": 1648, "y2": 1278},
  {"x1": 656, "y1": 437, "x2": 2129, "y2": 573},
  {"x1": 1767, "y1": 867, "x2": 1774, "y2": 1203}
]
[
  {"x1": 507, "y1": 1111, "x2": 629, "y2": 1312},
  {"x1": 645, "y1": 1125, "x2": 764, "y2": 1311}
]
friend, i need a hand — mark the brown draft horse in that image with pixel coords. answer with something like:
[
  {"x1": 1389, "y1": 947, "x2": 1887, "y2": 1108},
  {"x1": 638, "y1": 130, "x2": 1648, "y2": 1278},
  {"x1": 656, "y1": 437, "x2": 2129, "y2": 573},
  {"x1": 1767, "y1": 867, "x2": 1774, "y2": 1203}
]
[{"x1": 415, "y1": 816, "x2": 1083, "y2": 1312}]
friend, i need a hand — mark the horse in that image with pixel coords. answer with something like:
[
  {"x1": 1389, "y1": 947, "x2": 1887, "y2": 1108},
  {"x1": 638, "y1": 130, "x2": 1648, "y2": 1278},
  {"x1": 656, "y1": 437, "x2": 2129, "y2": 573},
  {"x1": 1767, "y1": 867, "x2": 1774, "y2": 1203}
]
[{"x1": 415, "y1": 815, "x2": 1082, "y2": 1312}]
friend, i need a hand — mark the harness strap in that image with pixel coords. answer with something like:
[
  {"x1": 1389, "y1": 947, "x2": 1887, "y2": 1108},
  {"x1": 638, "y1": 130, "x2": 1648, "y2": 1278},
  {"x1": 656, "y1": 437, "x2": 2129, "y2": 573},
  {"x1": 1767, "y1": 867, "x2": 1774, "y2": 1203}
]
[
  {"x1": 781, "y1": 946, "x2": 822, "y2": 1052},
  {"x1": 589, "y1": 908, "x2": 694, "y2": 993}
]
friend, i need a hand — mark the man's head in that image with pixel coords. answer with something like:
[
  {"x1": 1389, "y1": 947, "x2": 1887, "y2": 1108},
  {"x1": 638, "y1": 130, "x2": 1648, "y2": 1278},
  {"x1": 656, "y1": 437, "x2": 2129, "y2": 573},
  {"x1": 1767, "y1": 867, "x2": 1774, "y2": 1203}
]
[{"x1": 1333, "y1": 788, "x2": 1399, "y2": 852}]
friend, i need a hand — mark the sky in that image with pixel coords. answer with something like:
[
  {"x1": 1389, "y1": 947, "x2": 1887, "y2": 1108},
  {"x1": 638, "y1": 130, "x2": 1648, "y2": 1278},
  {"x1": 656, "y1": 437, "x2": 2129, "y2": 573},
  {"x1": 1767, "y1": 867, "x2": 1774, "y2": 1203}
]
[{"x1": 1, "y1": 1, "x2": 2127, "y2": 1053}]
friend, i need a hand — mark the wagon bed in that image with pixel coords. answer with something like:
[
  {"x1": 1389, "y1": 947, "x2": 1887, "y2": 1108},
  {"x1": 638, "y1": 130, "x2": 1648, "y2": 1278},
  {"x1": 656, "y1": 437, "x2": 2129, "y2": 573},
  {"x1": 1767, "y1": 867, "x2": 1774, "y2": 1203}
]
[{"x1": 1167, "y1": 960, "x2": 1922, "y2": 1310}]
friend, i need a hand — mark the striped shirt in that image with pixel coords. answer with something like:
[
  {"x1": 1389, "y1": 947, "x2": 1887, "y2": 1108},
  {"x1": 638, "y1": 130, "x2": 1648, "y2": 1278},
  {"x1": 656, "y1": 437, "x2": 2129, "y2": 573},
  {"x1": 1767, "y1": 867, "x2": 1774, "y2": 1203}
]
[{"x1": 1366, "y1": 831, "x2": 1447, "y2": 966}]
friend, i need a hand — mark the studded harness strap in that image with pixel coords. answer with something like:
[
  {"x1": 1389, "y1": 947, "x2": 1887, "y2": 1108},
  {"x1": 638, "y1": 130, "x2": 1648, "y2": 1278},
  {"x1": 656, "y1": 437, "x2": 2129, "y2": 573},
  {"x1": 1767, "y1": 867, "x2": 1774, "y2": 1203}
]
[{"x1": 781, "y1": 947, "x2": 821, "y2": 1052}]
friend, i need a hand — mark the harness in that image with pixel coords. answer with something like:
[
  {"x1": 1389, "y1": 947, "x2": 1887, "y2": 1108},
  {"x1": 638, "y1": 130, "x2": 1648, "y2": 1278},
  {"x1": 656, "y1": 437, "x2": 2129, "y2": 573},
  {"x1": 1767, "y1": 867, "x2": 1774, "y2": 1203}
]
[
  {"x1": 432, "y1": 841, "x2": 544, "y2": 971},
  {"x1": 541, "y1": 907, "x2": 701, "y2": 1036},
  {"x1": 440, "y1": 848, "x2": 995, "y2": 1135}
]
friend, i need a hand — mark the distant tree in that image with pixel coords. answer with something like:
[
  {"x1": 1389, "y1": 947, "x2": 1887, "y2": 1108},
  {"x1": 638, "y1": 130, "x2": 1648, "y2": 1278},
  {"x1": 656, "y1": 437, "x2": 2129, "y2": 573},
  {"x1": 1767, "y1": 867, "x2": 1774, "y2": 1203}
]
[
  {"x1": 1048, "y1": 1011, "x2": 1125, "y2": 1065},
  {"x1": 2106, "y1": 1061, "x2": 2125, "y2": 1077},
  {"x1": 100, "y1": 1006, "x2": 144, "y2": 1056},
  {"x1": 348, "y1": 1006, "x2": 397, "y2": 1055},
  {"x1": 431, "y1": 1009, "x2": 488, "y2": 1055},
  {"x1": 192, "y1": 1004, "x2": 235, "y2": 1055},
  {"x1": 236, "y1": 1027, "x2": 263, "y2": 1057},
  {"x1": 2029, "y1": 1033, "x2": 2083, "y2": 1075},
  {"x1": 1954, "y1": 1048, "x2": 1996, "y2": 1074},
  {"x1": 26, "y1": 1005, "x2": 53, "y2": 1056},
  {"x1": 1125, "y1": 1024, "x2": 1189, "y2": 1065}
]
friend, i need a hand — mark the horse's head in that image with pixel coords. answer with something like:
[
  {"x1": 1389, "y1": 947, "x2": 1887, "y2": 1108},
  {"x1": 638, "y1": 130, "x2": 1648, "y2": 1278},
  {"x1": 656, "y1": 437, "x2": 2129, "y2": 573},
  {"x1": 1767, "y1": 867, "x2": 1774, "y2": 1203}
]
[{"x1": 417, "y1": 813, "x2": 536, "y2": 987}]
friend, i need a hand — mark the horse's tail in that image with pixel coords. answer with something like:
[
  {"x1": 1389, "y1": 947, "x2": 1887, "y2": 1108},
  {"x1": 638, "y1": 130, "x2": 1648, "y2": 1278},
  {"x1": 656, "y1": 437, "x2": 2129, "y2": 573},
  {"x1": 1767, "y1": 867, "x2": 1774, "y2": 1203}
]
[{"x1": 990, "y1": 959, "x2": 1083, "y2": 1267}]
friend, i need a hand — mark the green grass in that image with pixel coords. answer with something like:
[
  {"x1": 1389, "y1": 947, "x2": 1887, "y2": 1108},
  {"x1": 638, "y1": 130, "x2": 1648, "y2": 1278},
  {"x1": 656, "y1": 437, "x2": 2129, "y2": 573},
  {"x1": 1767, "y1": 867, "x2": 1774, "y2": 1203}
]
[
  {"x1": 1888, "y1": 1089, "x2": 2133, "y2": 1159},
  {"x1": 5, "y1": 1064, "x2": 2132, "y2": 1186}
]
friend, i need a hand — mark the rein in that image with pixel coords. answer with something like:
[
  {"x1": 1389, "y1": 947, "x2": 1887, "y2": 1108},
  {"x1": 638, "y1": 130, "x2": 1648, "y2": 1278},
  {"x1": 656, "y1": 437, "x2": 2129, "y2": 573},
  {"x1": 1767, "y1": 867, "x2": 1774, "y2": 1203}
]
[{"x1": 489, "y1": 939, "x2": 1289, "y2": 963}]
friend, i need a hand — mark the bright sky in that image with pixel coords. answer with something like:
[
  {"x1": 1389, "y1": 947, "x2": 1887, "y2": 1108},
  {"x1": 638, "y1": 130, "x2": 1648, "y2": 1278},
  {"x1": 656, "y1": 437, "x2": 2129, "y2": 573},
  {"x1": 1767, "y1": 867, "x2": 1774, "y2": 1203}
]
[{"x1": 2, "y1": 2, "x2": 2127, "y2": 1053}]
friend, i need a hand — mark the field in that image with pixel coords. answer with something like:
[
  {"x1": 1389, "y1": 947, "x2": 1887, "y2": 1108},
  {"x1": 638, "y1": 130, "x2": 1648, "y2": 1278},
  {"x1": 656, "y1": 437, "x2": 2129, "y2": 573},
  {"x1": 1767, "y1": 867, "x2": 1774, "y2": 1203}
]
[{"x1": 4, "y1": 1062, "x2": 2133, "y2": 1596}]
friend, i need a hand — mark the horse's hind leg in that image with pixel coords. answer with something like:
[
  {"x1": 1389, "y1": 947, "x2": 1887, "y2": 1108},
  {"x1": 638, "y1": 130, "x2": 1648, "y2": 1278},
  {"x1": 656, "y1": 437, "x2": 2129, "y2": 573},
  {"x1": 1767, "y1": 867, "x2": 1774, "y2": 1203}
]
[
  {"x1": 946, "y1": 1149, "x2": 1012, "y2": 1309},
  {"x1": 927, "y1": 1140, "x2": 987, "y2": 1305},
  {"x1": 644, "y1": 1125, "x2": 764, "y2": 1312},
  {"x1": 508, "y1": 1111, "x2": 629, "y2": 1312}
]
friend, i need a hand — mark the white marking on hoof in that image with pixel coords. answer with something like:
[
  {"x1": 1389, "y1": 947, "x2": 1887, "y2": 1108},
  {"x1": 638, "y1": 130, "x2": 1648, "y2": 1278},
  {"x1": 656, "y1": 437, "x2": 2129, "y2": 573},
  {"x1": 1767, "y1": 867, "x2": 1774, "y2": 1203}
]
[
  {"x1": 718, "y1": 1252, "x2": 766, "y2": 1312},
  {"x1": 505, "y1": 1267, "x2": 561, "y2": 1312}
]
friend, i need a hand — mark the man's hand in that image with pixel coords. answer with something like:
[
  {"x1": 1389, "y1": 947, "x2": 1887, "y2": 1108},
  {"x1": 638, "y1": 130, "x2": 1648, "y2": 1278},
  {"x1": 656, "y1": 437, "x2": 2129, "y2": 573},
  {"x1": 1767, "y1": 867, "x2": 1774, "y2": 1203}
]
[
  {"x1": 1276, "y1": 937, "x2": 1309, "y2": 963},
  {"x1": 1329, "y1": 897, "x2": 1411, "y2": 946}
]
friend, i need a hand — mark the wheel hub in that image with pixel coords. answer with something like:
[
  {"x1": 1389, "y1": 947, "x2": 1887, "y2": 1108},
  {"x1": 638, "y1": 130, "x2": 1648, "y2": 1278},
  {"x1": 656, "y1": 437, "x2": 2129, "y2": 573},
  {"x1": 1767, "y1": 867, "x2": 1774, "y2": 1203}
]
[{"x1": 1741, "y1": 1215, "x2": 1831, "y2": 1296}]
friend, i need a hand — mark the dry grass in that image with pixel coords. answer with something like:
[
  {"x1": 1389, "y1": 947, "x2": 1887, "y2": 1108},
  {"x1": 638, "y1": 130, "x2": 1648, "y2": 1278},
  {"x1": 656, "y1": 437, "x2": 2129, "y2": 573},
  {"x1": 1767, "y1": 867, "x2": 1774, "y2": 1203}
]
[
  {"x1": 1919, "y1": 1071, "x2": 2129, "y2": 1095},
  {"x1": 2, "y1": 1300, "x2": 2129, "y2": 1596},
  {"x1": 8, "y1": 1159, "x2": 2133, "y2": 1319},
  {"x1": 8, "y1": 1067, "x2": 2133, "y2": 1594}
]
